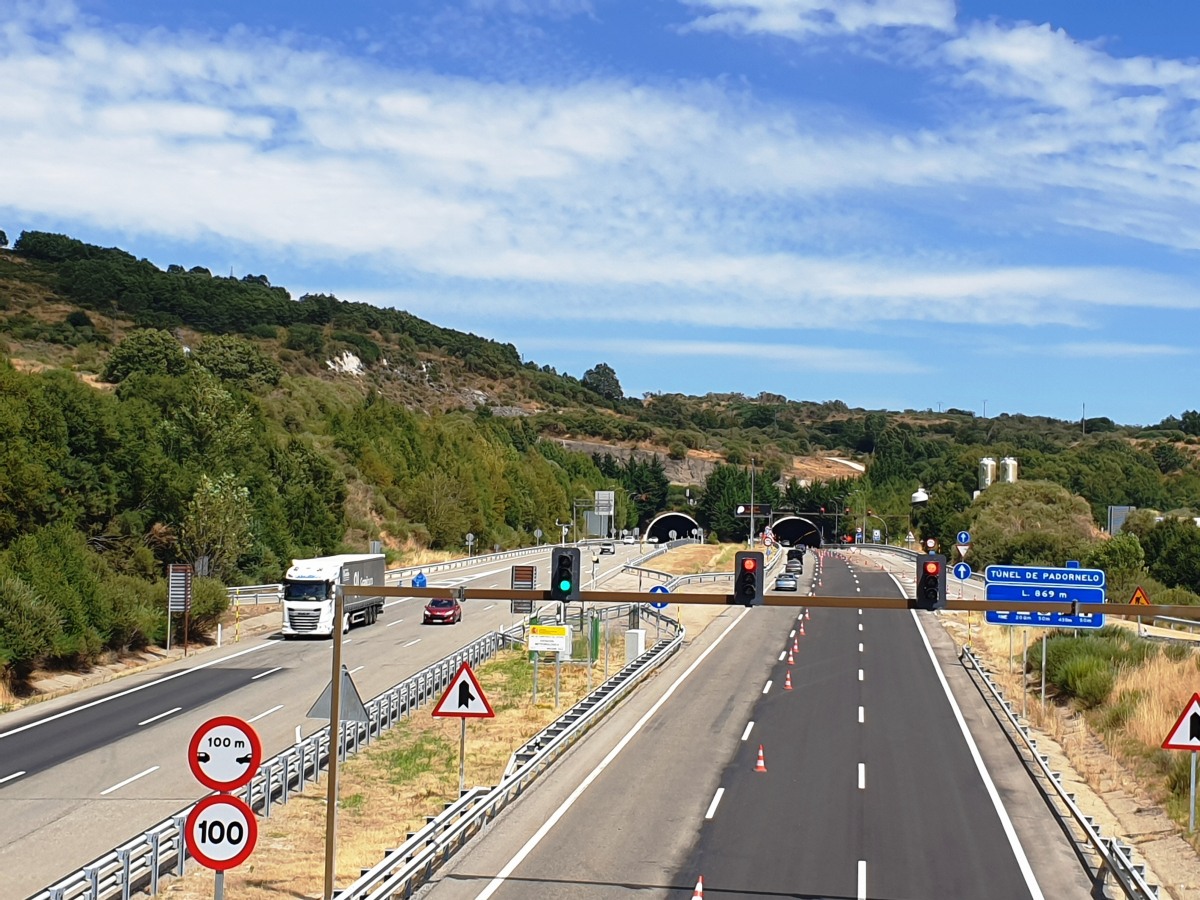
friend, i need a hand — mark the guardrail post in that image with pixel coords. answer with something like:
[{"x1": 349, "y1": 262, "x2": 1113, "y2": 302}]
[
  {"x1": 117, "y1": 848, "x2": 132, "y2": 900},
  {"x1": 146, "y1": 831, "x2": 162, "y2": 896},
  {"x1": 85, "y1": 865, "x2": 101, "y2": 900},
  {"x1": 172, "y1": 815, "x2": 187, "y2": 876}
]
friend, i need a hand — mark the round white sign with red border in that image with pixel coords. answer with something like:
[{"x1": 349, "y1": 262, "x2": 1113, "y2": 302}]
[
  {"x1": 188, "y1": 716, "x2": 261, "y2": 792},
  {"x1": 184, "y1": 794, "x2": 258, "y2": 871}
]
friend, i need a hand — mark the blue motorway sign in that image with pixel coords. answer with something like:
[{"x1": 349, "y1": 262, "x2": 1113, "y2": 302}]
[
  {"x1": 953, "y1": 563, "x2": 972, "y2": 581},
  {"x1": 984, "y1": 565, "x2": 1105, "y2": 628},
  {"x1": 957, "y1": 531, "x2": 972, "y2": 545},
  {"x1": 649, "y1": 585, "x2": 670, "y2": 609}
]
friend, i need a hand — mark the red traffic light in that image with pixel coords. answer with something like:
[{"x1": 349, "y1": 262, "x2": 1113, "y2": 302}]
[
  {"x1": 742, "y1": 557, "x2": 757, "y2": 572},
  {"x1": 924, "y1": 561, "x2": 941, "y2": 575}
]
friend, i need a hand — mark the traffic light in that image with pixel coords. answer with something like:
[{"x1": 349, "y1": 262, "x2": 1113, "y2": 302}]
[
  {"x1": 915, "y1": 553, "x2": 947, "y2": 610},
  {"x1": 734, "y1": 551, "x2": 765, "y2": 606},
  {"x1": 550, "y1": 547, "x2": 581, "y2": 601}
]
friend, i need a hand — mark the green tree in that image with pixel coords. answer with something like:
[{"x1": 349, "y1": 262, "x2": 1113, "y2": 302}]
[
  {"x1": 1083, "y1": 532, "x2": 1145, "y2": 580},
  {"x1": 0, "y1": 575, "x2": 62, "y2": 678},
  {"x1": 0, "y1": 230, "x2": 7, "y2": 248},
  {"x1": 582, "y1": 363, "x2": 622, "y2": 401},
  {"x1": 963, "y1": 480, "x2": 1097, "y2": 569},
  {"x1": 193, "y1": 334, "x2": 281, "y2": 389},
  {"x1": 102, "y1": 329, "x2": 187, "y2": 382},
  {"x1": 1183, "y1": 411, "x2": 1200, "y2": 436},
  {"x1": 180, "y1": 473, "x2": 252, "y2": 580},
  {"x1": 1152, "y1": 443, "x2": 1189, "y2": 474}
]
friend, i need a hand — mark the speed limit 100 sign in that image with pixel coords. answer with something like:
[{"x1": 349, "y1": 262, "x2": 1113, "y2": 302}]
[
  {"x1": 188, "y1": 716, "x2": 261, "y2": 792},
  {"x1": 184, "y1": 795, "x2": 258, "y2": 871}
]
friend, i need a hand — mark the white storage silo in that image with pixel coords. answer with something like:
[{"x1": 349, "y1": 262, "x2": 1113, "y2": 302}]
[
  {"x1": 979, "y1": 457, "x2": 996, "y2": 491},
  {"x1": 999, "y1": 457, "x2": 1019, "y2": 484}
]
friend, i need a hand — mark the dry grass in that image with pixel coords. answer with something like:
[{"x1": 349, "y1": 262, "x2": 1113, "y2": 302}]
[
  {"x1": 158, "y1": 639, "x2": 639, "y2": 900},
  {"x1": 652, "y1": 543, "x2": 742, "y2": 576},
  {"x1": 1114, "y1": 653, "x2": 1200, "y2": 749}
]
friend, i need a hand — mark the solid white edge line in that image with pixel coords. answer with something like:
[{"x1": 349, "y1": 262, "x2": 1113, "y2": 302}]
[
  {"x1": 386, "y1": 618, "x2": 405, "y2": 627},
  {"x1": 471, "y1": 607, "x2": 751, "y2": 900},
  {"x1": 349, "y1": 666, "x2": 365, "y2": 675},
  {"x1": 100, "y1": 765, "x2": 159, "y2": 796},
  {"x1": 888, "y1": 572, "x2": 908, "y2": 597},
  {"x1": 0, "y1": 770, "x2": 26, "y2": 784},
  {"x1": 704, "y1": 787, "x2": 725, "y2": 820},
  {"x1": 762, "y1": 680, "x2": 772, "y2": 694},
  {"x1": 741, "y1": 721, "x2": 754, "y2": 741},
  {"x1": 248, "y1": 704, "x2": 284, "y2": 723},
  {"x1": 858, "y1": 762, "x2": 865, "y2": 789},
  {"x1": 137, "y1": 706, "x2": 182, "y2": 727},
  {"x1": 857, "y1": 860, "x2": 867, "y2": 900},
  {"x1": 909, "y1": 609, "x2": 1045, "y2": 900},
  {"x1": 251, "y1": 666, "x2": 283, "y2": 680},
  {"x1": 0, "y1": 642, "x2": 274, "y2": 741}
]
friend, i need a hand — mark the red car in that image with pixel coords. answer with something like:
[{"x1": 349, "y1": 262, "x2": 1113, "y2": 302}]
[{"x1": 423, "y1": 597, "x2": 462, "y2": 625}]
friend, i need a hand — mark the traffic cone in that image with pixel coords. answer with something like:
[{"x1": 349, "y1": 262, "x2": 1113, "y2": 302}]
[
  {"x1": 692, "y1": 876, "x2": 704, "y2": 899},
  {"x1": 755, "y1": 744, "x2": 767, "y2": 772},
  {"x1": 799, "y1": 622, "x2": 806, "y2": 636},
  {"x1": 805, "y1": 609, "x2": 811, "y2": 620},
  {"x1": 792, "y1": 638, "x2": 799, "y2": 652},
  {"x1": 788, "y1": 650, "x2": 795, "y2": 665},
  {"x1": 785, "y1": 670, "x2": 793, "y2": 690}
]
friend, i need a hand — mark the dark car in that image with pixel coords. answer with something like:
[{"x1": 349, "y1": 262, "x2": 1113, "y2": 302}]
[{"x1": 423, "y1": 597, "x2": 462, "y2": 625}]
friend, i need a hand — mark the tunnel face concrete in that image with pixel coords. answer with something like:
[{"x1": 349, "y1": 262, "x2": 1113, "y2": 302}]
[
  {"x1": 645, "y1": 511, "x2": 702, "y2": 543},
  {"x1": 771, "y1": 516, "x2": 822, "y2": 547}
]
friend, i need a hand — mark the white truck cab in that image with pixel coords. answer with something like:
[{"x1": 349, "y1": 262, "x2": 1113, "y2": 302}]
[{"x1": 282, "y1": 553, "x2": 385, "y2": 637}]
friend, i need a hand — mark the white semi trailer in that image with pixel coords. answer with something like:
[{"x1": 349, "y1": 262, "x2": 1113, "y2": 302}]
[{"x1": 282, "y1": 553, "x2": 386, "y2": 637}]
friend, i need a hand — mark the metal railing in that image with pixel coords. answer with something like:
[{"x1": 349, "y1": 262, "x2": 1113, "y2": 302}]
[
  {"x1": 961, "y1": 646, "x2": 1160, "y2": 899},
  {"x1": 225, "y1": 583, "x2": 284, "y2": 604},
  {"x1": 335, "y1": 608, "x2": 686, "y2": 900},
  {"x1": 29, "y1": 628, "x2": 526, "y2": 900}
]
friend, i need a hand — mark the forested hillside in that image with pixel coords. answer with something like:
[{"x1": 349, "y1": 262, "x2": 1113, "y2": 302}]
[{"x1": 4, "y1": 228, "x2": 1200, "y2": 683}]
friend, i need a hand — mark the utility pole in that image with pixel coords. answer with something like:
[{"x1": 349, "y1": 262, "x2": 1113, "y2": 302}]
[
  {"x1": 982, "y1": 399, "x2": 987, "y2": 419},
  {"x1": 1082, "y1": 403, "x2": 1086, "y2": 436},
  {"x1": 749, "y1": 458, "x2": 756, "y2": 550}
]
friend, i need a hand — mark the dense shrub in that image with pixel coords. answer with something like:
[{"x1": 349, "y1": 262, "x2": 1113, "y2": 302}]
[{"x1": 102, "y1": 329, "x2": 187, "y2": 382}]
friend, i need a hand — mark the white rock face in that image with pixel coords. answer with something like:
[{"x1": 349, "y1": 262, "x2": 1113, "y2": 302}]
[{"x1": 327, "y1": 351, "x2": 364, "y2": 375}]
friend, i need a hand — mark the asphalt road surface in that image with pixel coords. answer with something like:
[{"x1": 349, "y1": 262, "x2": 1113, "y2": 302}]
[
  {"x1": 0, "y1": 544, "x2": 643, "y2": 900},
  {"x1": 421, "y1": 549, "x2": 1058, "y2": 900}
]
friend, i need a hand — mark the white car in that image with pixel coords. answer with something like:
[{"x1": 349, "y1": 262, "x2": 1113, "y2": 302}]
[
  {"x1": 600, "y1": 542, "x2": 616, "y2": 555},
  {"x1": 622, "y1": 535, "x2": 637, "y2": 544}
]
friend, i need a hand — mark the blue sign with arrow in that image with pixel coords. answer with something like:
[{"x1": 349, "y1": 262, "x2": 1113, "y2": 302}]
[
  {"x1": 412, "y1": 572, "x2": 427, "y2": 588},
  {"x1": 649, "y1": 584, "x2": 670, "y2": 609},
  {"x1": 957, "y1": 531, "x2": 971, "y2": 545},
  {"x1": 984, "y1": 564, "x2": 1105, "y2": 628},
  {"x1": 953, "y1": 563, "x2": 972, "y2": 581}
]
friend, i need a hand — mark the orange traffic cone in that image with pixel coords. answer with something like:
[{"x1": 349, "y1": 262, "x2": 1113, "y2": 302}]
[
  {"x1": 692, "y1": 876, "x2": 704, "y2": 899},
  {"x1": 787, "y1": 650, "x2": 795, "y2": 665},
  {"x1": 799, "y1": 622, "x2": 806, "y2": 636},
  {"x1": 805, "y1": 609, "x2": 811, "y2": 620},
  {"x1": 755, "y1": 744, "x2": 767, "y2": 772},
  {"x1": 784, "y1": 670, "x2": 793, "y2": 690},
  {"x1": 792, "y1": 637, "x2": 799, "y2": 652}
]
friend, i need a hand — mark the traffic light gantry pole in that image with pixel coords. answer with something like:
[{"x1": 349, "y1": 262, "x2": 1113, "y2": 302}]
[{"x1": 344, "y1": 583, "x2": 1200, "y2": 619}]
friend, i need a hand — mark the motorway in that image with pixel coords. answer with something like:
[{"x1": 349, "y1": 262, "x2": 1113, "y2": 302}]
[
  {"x1": 0, "y1": 543, "x2": 645, "y2": 900},
  {"x1": 422, "y1": 549, "x2": 1095, "y2": 900}
]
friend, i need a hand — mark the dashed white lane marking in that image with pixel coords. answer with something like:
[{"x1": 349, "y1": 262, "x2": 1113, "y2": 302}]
[
  {"x1": 404, "y1": 639, "x2": 421, "y2": 648},
  {"x1": 386, "y1": 618, "x2": 405, "y2": 627},
  {"x1": 248, "y1": 704, "x2": 284, "y2": 723},
  {"x1": 763, "y1": 681, "x2": 773, "y2": 694},
  {"x1": 252, "y1": 666, "x2": 283, "y2": 681},
  {"x1": 382, "y1": 597, "x2": 414, "y2": 609},
  {"x1": 778, "y1": 651, "x2": 786, "y2": 661},
  {"x1": 858, "y1": 643, "x2": 864, "y2": 652},
  {"x1": 470, "y1": 608, "x2": 751, "y2": 900},
  {"x1": 858, "y1": 623, "x2": 863, "y2": 631},
  {"x1": 858, "y1": 706, "x2": 865, "y2": 723},
  {"x1": 138, "y1": 707, "x2": 182, "y2": 727},
  {"x1": 858, "y1": 609, "x2": 862, "y2": 615},
  {"x1": 0, "y1": 771, "x2": 26, "y2": 785},
  {"x1": 858, "y1": 763, "x2": 866, "y2": 789},
  {"x1": 858, "y1": 860, "x2": 867, "y2": 900},
  {"x1": 705, "y1": 787, "x2": 725, "y2": 820},
  {"x1": 859, "y1": 669, "x2": 864, "y2": 681},
  {"x1": 856, "y1": 587, "x2": 861, "y2": 592},
  {"x1": 342, "y1": 639, "x2": 352, "y2": 645},
  {"x1": 741, "y1": 721, "x2": 754, "y2": 741},
  {"x1": 485, "y1": 604, "x2": 496, "y2": 610},
  {"x1": 101, "y1": 766, "x2": 159, "y2": 795},
  {"x1": 789, "y1": 630, "x2": 796, "y2": 638},
  {"x1": 349, "y1": 666, "x2": 365, "y2": 675}
]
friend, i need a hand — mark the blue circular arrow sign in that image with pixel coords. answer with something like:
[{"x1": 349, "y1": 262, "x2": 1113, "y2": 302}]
[
  {"x1": 957, "y1": 531, "x2": 971, "y2": 545},
  {"x1": 953, "y1": 562, "x2": 972, "y2": 581},
  {"x1": 649, "y1": 584, "x2": 670, "y2": 608}
]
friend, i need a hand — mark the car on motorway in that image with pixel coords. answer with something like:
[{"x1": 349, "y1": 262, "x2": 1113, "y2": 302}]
[
  {"x1": 600, "y1": 542, "x2": 616, "y2": 554},
  {"x1": 622, "y1": 535, "x2": 636, "y2": 544},
  {"x1": 785, "y1": 558, "x2": 804, "y2": 573},
  {"x1": 423, "y1": 597, "x2": 462, "y2": 625},
  {"x1": 774, "y1": 573, "x2": 799, "y2": 591}
]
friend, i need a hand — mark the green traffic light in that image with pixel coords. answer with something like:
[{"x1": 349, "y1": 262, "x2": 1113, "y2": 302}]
[{"x1": 559, "y1": 579, "x2": 572, "y2": 591}]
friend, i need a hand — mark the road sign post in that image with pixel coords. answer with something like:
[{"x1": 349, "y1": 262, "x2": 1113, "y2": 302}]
[
  {"x1": 432, "y1": 662, "x2": 495, "y2": 795},
  {"x1": 1163, "y1": 693, "x2": 1200, "y2": 831}
]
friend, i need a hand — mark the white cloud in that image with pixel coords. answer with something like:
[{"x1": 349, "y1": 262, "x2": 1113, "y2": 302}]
[
  {"x1": 683, "y1": 0, "x2": 955, "y2": 38},
  {"x1": 1056, "y1": 342, "x2": 1191, "y2": 359},
  {"x1": 1, "y1": 1, "x2": 1200, "y2": 334}
]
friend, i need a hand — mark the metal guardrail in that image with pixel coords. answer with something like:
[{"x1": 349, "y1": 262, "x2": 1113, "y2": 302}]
[
  {"x1": 29, "y1": 628, "x2": 526, "y2": 900},
  {"x1": 1151, "y1": 615, "x2": 1200, "y2": 633},
  {"x1": 335, "y1": 607, "x2": 686, "y2": 900},
  {"x1": 225, "y1": 583, "x2": 283, "y2": 604},
  {"x1": 961, "y1": 646, "x2": 1160, "y2": 899}
]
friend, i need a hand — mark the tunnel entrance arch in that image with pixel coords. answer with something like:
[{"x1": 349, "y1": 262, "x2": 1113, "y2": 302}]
[
  {"x1": 645, "y1": 511, "x2": 702, "y2": 544},
  {"x1": 771, "y1": 516, "x2": 822, "y2": 548}
]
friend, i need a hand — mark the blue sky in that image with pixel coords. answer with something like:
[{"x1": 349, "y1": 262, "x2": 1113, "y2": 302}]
[{"x1": 2, "y1": 0, "x2": 1199, "y2": 424}]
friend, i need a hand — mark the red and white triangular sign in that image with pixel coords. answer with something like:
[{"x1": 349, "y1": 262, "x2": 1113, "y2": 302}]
[
  {"x1": 957, "y1": 544, "x2": 970, "y2": 559},
  {"x1": 431, "y1": 661, "x2": 495, "y2": 719},
  {"x1": 1162, "y1": 693, "x2": 1200, "y2": 751}
]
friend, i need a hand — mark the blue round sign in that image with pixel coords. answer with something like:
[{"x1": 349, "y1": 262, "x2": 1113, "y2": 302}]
[
  {"x1": 957, "y1": 531, "x2": 971, "y2": 545},
  {"x1": 649, "y1": 585, "x2": 670, "y2": 609},
  {"x1": 953, "y1": 563, "x2": 972, "y2": 581}
]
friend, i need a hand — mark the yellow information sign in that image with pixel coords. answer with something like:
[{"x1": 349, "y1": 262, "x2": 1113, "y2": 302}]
[
  {"x1": 528, "y1": 624, "x2": 569, "y2": 652},
  {"x1": 1130, "y1": 586, "x2": 1151, "y2": 606}
]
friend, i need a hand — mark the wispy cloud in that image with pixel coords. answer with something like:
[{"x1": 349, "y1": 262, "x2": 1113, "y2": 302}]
[
  {"x1": 682, "y1": 0, "x2": 955, "y2": 39},
  {"x1": 1056, "y1": 342, "x2": 1192, "y2": 359}
]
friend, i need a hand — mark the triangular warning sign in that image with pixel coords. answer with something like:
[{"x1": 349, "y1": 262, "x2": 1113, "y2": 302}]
[
  {"x1": 1163, "y1": 693, "x2": 1200, "y2": 750},
  {"x1": 431, "y1": 661, "x2": 494, "y2": 719},
  {"x1": 957, "y1": 544, "x2": 970, "y2": 559},
  {"x1": 307, "y1": 665, "x2": 370, "y2": 723},
  {"x1": 1130, "y1": 586, "x2": 1151, "y2": 606}
]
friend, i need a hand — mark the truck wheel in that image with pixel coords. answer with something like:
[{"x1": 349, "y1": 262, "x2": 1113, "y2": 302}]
[{"x1": 342, "y1": 613, "x2": 350, "y2": 634}]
